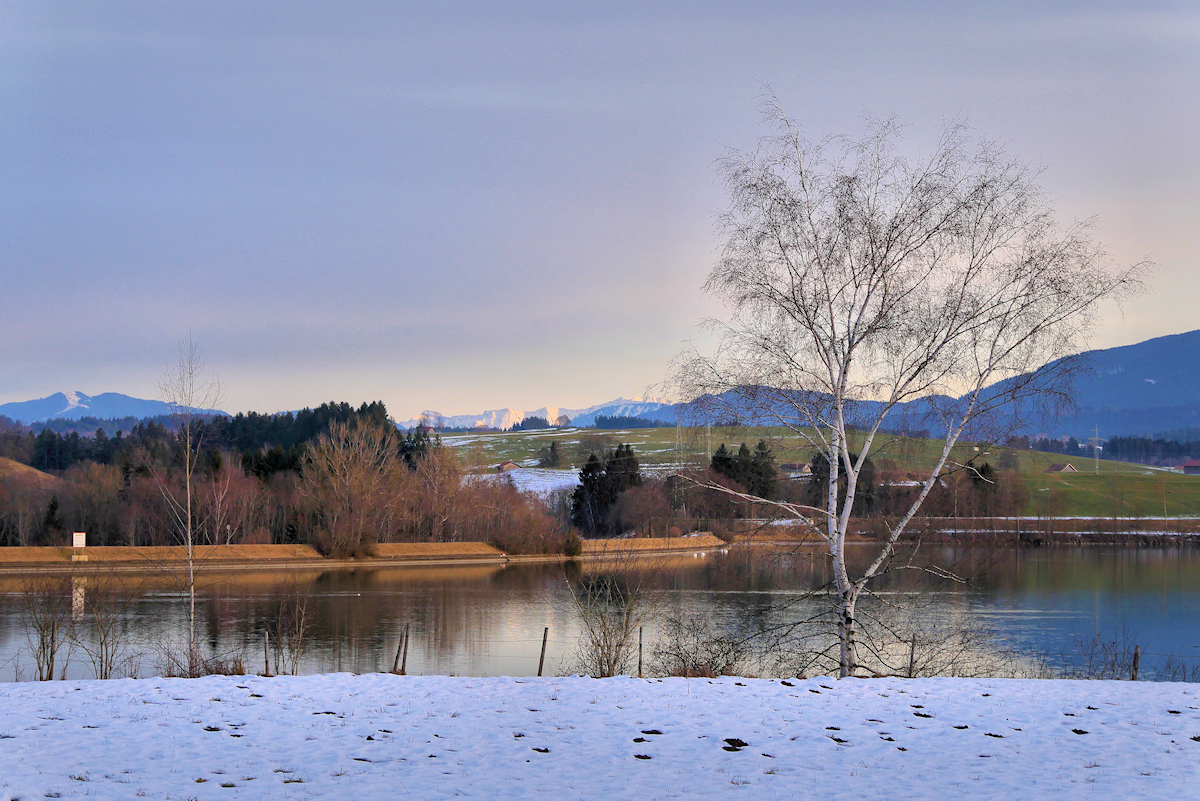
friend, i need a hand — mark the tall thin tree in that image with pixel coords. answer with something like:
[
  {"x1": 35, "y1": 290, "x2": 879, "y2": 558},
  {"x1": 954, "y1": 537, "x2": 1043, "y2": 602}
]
[
  {"x1": 674, "y1": 99, "x2": 1145, "y2": 677},
  {"x1": 157, "y1": 332, "x2": 223, "y2": 675}
]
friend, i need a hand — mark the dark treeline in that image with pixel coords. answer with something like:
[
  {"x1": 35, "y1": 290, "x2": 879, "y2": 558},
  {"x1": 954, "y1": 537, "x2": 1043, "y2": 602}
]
[
  {"x1": 508, "y1": 416, "x2": 550, "y2": 431},
  {"x1": 1, "y1": 402, "x2": 398, "y2": 477},
  {"x1": 1008, "y1": 433, "x2": 1200, "y2": 466},
  {"x1": 1102, "y1": 436, "x2": 1200, "y2": 465},
  {"x1": 592, "y1": 415, "x2": 671, "y2": 429}
]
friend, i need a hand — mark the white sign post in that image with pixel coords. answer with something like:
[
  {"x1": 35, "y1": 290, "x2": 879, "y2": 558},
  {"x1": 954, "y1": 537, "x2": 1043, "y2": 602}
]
[{"x1": 72, "y1": 531, "x2": 87, "y2": 562}]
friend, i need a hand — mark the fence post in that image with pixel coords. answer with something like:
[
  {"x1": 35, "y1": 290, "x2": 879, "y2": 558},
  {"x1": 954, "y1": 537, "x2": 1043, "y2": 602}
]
[
  {"x1": 1131, "y1": 645, "x2": 1140, "y2": 681},
  {"x1": 537, "y1": 627, "x2": 549, "y2": 677},
  {"x1": 391, "y1": 625, "x2": 405, "y2": 674},
  {"x1": 638, "y1": 626, "x2": 643, "y2": 679},
  {"x1": 907, "y1": 633, "x2": 917, "y2": 679},
  {"x1": 400, "y1": 623, "x2": 410, "y2": 676},
  {"x1": 263, "y1": 631, "x2": 270, "y2": 676}
]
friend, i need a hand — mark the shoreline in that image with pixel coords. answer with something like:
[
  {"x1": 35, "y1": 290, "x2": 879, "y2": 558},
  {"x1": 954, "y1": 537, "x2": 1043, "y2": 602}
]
[{"x1": 0, "y1": 534, "x2": 729, "y2": 576}]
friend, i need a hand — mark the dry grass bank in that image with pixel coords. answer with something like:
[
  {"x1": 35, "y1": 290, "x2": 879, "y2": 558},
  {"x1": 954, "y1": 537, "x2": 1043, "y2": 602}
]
[{"x1": 579, "y1": 533, "x2": 726, "y2": 556}]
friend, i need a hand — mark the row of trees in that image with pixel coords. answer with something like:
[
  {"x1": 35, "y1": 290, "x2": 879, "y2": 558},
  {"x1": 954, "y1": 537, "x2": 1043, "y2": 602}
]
[
  {"x1": 710, "y1": 441, "x2": 777, "y2": 500},
  {"x1": 0, "y1": 405, "x2": 568, "y2": 558}
]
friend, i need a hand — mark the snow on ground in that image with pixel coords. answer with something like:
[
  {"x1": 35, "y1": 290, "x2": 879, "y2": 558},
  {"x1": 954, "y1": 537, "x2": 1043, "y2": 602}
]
[{"x1": 1, "y1": 674, "x2": 1196, "y2": 800}]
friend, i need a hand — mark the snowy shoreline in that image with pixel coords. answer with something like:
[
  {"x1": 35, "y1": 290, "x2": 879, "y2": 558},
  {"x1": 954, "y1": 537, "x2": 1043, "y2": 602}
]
[{"x1": 1, "y1": 674, "x2": 1196, "y2": 800}]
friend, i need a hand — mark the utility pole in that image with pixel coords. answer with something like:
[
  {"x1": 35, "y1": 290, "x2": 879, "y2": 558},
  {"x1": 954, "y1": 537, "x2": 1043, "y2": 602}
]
[{"x1": 1089, "y1": 424, "x2": 1101, "y2": 474}]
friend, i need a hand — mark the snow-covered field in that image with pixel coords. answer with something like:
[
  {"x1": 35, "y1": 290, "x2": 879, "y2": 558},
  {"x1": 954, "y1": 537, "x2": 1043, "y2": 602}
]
[{"x1": 1, "y1": 674, "x2": 1196, "y2": 800}]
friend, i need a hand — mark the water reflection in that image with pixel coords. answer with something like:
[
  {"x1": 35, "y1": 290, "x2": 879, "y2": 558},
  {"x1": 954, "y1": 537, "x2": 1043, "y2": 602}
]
[{"x1": 0, "y1": 546, "x2": 1197, "y2": 681}]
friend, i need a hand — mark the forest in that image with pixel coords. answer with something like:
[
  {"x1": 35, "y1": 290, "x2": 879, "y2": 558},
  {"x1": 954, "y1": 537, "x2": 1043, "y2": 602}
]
[{"x1": 0, "y1": 402, "x2": 571, "y2": 555}]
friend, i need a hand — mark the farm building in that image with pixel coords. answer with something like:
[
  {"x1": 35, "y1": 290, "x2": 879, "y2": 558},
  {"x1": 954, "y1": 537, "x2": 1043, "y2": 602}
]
[
  {"x1": 1182, "y1": 460, "x2": 1200, "y2": 476},
  {"x1": 496, "y1": 460, "x2": 520, "y2": 473},
  {"x1": 1045, "y1": 463, "x2": 1078, "y2": 473}
]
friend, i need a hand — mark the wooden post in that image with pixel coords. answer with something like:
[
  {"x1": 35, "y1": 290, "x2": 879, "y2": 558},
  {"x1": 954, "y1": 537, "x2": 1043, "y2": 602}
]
[
  {"x1": 1131, "y1": 645, "x2": 1140, "y2": 681},
  {"x1": 907, "y1": 633, "x2": 917, "y2": 679},
  {"x1": 400, "y1": 623, "x2": 410, "y2": 676},
  {"x1": 537, "y1": 627, "x2": 549, "y2": 677},
  {"x1": 391, "y1": 626, "x2": 405, "y2": 674},
  {"x1": 263, "y1": 631, "x2": 270, "y2": 676},
  {"x1": 638, "y1": 626, "x2": 643, "y2": 679}
]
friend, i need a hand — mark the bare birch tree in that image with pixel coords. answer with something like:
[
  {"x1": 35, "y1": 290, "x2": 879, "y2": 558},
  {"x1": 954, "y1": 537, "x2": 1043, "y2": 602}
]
[
  {"x1": 157, "y1": 332, "x2": 223, "y2": 675},
  {"x1": 673, "y1": 100, "x2": 1145, "y2": 678}
]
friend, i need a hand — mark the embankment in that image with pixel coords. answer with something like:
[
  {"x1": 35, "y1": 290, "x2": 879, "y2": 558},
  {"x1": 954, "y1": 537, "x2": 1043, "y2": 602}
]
[{"x1": 0, "y1": 535, "x2": 728, "y2": 575}]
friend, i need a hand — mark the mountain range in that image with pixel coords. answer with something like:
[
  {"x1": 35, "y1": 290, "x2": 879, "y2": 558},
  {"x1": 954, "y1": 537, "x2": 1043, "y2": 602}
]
[
  {"x1": 0, "y1": 391, "x2": 178, "y2": 423},
  {"x1": 640, "y1": 330, "x2": 1200, "y2": 441},
  {"x1": 395, "y1": 398, "x2": 670, "y2": 431},
  {"x1": 6, "y1": 329, "x2": 1200, "y2": 439}
]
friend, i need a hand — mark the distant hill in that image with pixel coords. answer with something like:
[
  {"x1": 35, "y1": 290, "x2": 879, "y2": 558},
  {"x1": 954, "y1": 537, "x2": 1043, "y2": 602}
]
[
  {"x1": 632, "y1": 330, "x2": 1200, "y2": 441},
  {"x1": 0, "y1": 391, "x2": 224, "y2": 425},
  {"x1": 973, "y1": 329, "x2": 1200, "y2": 439}
]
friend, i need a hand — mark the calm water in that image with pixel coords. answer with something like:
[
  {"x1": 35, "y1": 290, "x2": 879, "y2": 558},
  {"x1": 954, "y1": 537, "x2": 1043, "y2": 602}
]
[{"x1": 1, "y1": 546, "x2": 1197, "y2": 681}]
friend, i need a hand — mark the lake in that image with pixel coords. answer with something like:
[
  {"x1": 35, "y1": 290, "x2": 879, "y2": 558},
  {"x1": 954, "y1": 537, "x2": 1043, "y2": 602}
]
[{"x1": 1, "y1": 545, "x2": 1197, "y2": 681}]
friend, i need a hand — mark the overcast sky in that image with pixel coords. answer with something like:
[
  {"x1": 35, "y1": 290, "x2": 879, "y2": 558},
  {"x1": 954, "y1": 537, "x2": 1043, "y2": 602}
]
[{"x1": 2, "y1": 1, "x2": 1197, "y2": 417}]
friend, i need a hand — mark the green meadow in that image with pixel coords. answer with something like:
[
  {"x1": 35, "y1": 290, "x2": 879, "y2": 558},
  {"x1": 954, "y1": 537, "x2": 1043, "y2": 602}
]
[{"x1": 443, "y1": 425, "x2": 1200, "y2": 519}]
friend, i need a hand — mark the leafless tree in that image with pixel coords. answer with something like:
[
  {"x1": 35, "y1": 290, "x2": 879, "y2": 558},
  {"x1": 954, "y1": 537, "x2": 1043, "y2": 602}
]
[
  {"x1": 156, "y1": 332, "x2": 224, "y2": 674},
  {"x1": 672, "y1": 99, "x2": 1145, "y2": 678},
  {"x1": 299, "y1": 419, "x2": 400, "y2": 556}
]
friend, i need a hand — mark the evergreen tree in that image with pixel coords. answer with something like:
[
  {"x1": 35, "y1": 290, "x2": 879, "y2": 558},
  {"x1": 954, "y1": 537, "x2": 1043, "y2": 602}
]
[
  {"x1": 805, "y1": 451, "x2": 875, "y2": 516},
  {"x1": 711, "y1": 444, "x2": 735, "y2": 481},
  {"x1": 734, "y1": 443, "x2": 753, "y2": 488},
  {"x1": 571, "y1": 453, "x2": 609, "y2": 535},
  {"x1": 711, "y1": 440, "x2": 777, "y2": 499},
  {"x1": 749, "y1": 439, "x2": 778, "y2": 500},
  {"x1": 570, "y1": 444, "x2": 642, "y2": 536},
  {"x1": 604, "y1": 443, "x2": 642, "y2": 494},
  {"x1": 42, "y1": 495, "x2": 63, "y2": 542}
]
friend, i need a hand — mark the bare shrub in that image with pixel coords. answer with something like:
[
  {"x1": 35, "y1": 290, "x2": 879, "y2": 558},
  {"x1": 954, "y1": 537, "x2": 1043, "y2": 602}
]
[
  {"x1": 566, "y1": 554, "x2": 661, "y2": 677},
  {"x1": 268, "y1": 583, "x2": 313, "y2": 675},
  {"x1": 18, "y1": 575, "x2": 76, "y2": 680},
  {"x1": 69, "y1": 572, "x2": 145, "y2": 680},
  {"x1": 1058, "y1": 627, "x2": 1140, "y2": 680},
  {"x1": 1153, "y1": 653, "x2": 1200, "y2": 683},
  {"x1": 650, "y1": 612, "x2": 753, "y2": 678},
  {"x1": 155, "y1": 639, "x2": 246, "y2": 678}
]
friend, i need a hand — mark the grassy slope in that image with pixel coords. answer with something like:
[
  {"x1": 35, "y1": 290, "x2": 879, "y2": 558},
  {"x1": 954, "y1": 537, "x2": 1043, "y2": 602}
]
[
  {"x1": 0, "y1": 457, "x2": 63, "y2": 493},
  {"x1": 443, "y1": 426, "x2": 1200, "y2": 518}
]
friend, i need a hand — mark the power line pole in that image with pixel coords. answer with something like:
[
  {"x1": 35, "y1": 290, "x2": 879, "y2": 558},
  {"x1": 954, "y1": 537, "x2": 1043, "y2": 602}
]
[{"x1": 1089, "y1": 424, "x2": 1101, "y2": 474}]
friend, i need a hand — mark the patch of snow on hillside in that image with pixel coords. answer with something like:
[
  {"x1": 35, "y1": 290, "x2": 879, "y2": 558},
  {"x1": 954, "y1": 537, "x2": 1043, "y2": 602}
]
[{"x1": 488, "y1": 468, "x2": 579, "y2": 496}]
